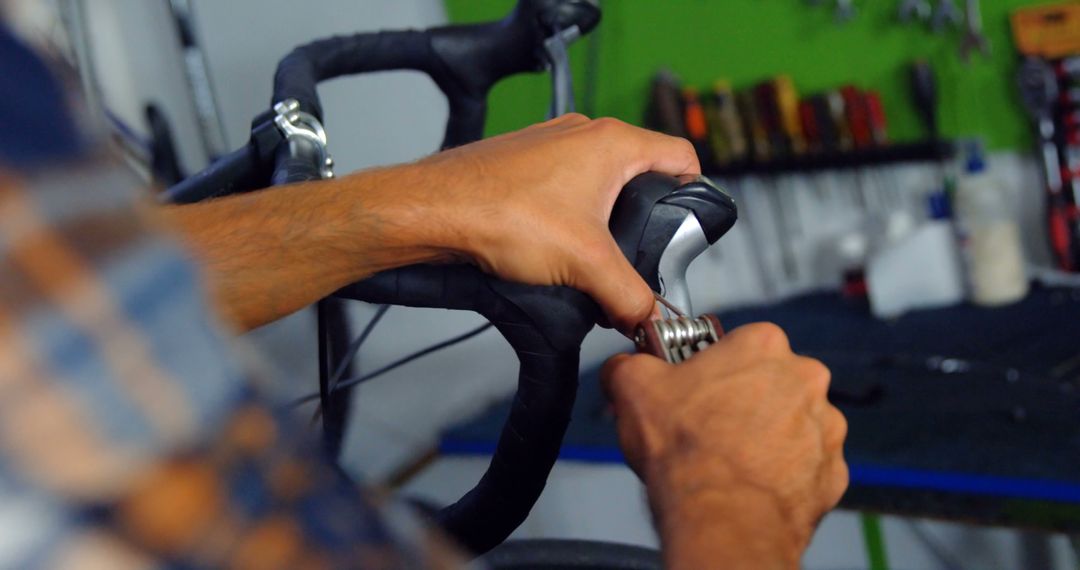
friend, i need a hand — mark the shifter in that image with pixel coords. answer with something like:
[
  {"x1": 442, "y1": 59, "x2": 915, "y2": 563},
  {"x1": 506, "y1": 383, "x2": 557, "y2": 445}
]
[{"x1": 608, "y1": 172, "x2": 738, "y2": 363}]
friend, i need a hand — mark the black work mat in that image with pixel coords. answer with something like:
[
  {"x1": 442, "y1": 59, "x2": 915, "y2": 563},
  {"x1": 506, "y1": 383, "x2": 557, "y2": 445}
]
[{"x1": 441, "y1": 285, "x2": 1080, "y2": 530}]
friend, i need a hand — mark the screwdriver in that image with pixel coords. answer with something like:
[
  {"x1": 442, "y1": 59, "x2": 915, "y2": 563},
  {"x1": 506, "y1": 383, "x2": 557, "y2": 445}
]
[{"x1": 910, "y1": 60, "x2": 938, "y2": 139}]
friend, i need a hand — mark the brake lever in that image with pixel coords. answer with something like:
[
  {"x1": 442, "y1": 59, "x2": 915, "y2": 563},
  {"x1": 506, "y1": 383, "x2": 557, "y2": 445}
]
[
  {"x1": 544, "y1": 25, "x2": 581, "y2": 117},
  {"x1": 610, "y1": 173, "x2": 738, "y2": 363}
]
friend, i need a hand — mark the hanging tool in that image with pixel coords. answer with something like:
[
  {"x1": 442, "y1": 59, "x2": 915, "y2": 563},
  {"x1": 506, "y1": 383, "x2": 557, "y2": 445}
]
[
  {"x1": 799, "y1": 100, "x2": 822, "y2": 154},
  {"x1": 1010, "y1": 3, "x2": 1080, "y2": 60},
  {"x1": 909, "y1": 59, "x2": 951, "y2": 215},
  {"x1": 864, "y1": 91, "x2": 889, "y2": 146},
  {"x1": 704, "y1": 80, "x2": 747, "y2": 166},
  {"x1": 1018, "y1": 57, "x2": 1072, "y2": 271},
  {"x1": 841, "y1": 85, "x2": 873, "y2": 149},
  {"x1": 910, "y1": 60, "x2": 939, "y2": 140},
  {"x1": 775, "y1": 76, "x2": 807, "y2": 156},
  {"x1": 898, "y1": 0, "x2": 933, "y2": 24},
  {"x1": 738, "y1": 89, "x2": 771, "y2": 162},
  {"x1": 646, "y1": 70, "x2": 688, "y2": 138},
  {"x1": 931, "y1": 0, "x2": 963, "y2": 33},
  {"x1": 959, "y1": 0, "x2": 991, "y2": 62},
  {"x1": 636, "y1": 293, "x2": 724, "y2": 364},
  {"x1": 682, "y1": 87, "x2": 709, "y2": 144}
]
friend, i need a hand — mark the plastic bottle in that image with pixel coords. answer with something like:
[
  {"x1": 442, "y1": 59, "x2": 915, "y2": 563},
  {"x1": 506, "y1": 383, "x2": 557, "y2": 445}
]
[
  {"x1": 954, "y1": 143, "x2": 1029, "y2": 306},
  {"x1": 866, "y1": 202, "x2": 965, "y2": 319}
]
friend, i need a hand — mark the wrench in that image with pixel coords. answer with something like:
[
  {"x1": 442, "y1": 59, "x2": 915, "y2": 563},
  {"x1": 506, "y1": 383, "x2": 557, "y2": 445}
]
[
  {"x1": 931, "y1": 0, "x2": 962, "y2": 32},
  {"x1": 898, "y1": 0, "x2": 932, "y2": 23},
  {"x1": 959, "y1": 0, "x2": 990, "y2": 61}
]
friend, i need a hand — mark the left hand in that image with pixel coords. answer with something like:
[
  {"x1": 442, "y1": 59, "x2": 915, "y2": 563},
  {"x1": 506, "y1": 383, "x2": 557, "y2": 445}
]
[{"x1": 417, "y1": 114, "x2": 700, "y2": 332}]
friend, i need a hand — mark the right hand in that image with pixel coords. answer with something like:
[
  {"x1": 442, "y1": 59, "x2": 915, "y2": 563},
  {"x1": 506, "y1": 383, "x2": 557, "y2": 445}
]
[{"x1": 600, "y1": 323, "x2": 848, "y2": 570}]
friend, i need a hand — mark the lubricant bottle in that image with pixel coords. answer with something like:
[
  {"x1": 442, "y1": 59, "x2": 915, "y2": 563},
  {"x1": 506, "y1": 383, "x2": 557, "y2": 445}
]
[{"x1": 954, "y1": 143, "x2": 1029, "y2": 306}]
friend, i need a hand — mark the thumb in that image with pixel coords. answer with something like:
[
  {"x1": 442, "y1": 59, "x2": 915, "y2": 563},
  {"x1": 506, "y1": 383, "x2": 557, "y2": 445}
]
[{"x1": 575, "y1": 239, "x2": 654, "y2": 335}]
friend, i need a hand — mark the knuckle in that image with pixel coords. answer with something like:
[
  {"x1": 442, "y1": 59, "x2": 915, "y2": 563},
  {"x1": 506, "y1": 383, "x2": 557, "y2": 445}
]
[
  {"x1": 837, "y1": 420, "x2": 849, "y2": 449},
  {"x1": 559, "y1": 112, "x2": 589, "y2": 125},
  {"x1": 676, "y1": 137, "x2": 697, "y2": 158},
  {"x1": 738, "y1": 322, "x2": 790, "y2": 353},
  {"x1": 829, "y1": 407, "x2": 848, "y2": 446},
  {"x1": 661, "y1": 136, "x2": 700, "y2": 172},
  {"x1": 590, "y1": 116, "x2": 625, "y2": 134},
  {"x1": 832, "y1": 461, "x2": 850, "y2": 502},
  {"x1": 796, "y1": 357, "x2": 832, "y2": 395},
  {"x1": 725, "y1": 319, "x2": 794, "y2": 356}
]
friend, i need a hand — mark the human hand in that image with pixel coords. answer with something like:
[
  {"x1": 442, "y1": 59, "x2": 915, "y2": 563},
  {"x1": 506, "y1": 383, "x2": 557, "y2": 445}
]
[
  {"x1": 416, "y1": 114, "x2": 699, "y2": 332},
  {"x1": 600, "y1": 323, "x2": 848, "y2": 570}
]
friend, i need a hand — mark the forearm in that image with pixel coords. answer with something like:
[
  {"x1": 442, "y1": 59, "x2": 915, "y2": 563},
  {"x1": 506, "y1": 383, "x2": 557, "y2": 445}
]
[
  {"x1": 647, "y1": 459, "x2": 803, "y2": 570},
  {"x1": 159, "y1": 163, "x2": 460, "y2": 330},
  {"x1": 655, "y1": 489, "x2": 801, "y2": 570}
]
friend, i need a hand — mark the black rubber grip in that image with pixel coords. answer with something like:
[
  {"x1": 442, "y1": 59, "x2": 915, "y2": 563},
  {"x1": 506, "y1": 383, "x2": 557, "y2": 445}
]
[
  {"x1": 271, "y1": 12, "x2": 555, "y2": 150},
  {"x1": 337, "y1": 266, "x2": 597, "y2": 554},
  {"x1": 273, "y1": 30, "x2": 436, "y2": 122},
  {"x1": 270, "y1": 27, "x2": 517, "y2": 150},
  {"x1": 160, "y1": 144, "x2": 259, "y2": 204}
]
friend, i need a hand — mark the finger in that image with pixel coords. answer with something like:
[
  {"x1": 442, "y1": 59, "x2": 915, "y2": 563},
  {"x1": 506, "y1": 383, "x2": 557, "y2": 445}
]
[
  {"x1": 824, "y1": 457, "x2": 850, "y2": 510},
  {"x1": 622, "y1": 127, "x2": 701, "y2": 177},
  {"x1": 792, "y1": 356, "x2": 832, "y2": 408},
  {"x1": 573, "y1": 238, "x2": 655, "y2": 334},
  {"x1": 595, "y1": 296, "x2": 662, "y2": 331},
  {"x1": 600, "y1": 352, "x2": 669, "y2": 403},
  {"x1": 822, "y1": 405, "x2": 848, "y2": 450},
  {"x1": 573, "y1": 118, "x2": 700, "y2": 180},
  {"x1": 726, "y1": 322, "x2": 792, "y2": 354},
  {"x1": 693, "y1": 322, "x2": 793, "y2": 372},
  {"x1": 600, "y1": 353, "x2": 634, "y2": 402}
]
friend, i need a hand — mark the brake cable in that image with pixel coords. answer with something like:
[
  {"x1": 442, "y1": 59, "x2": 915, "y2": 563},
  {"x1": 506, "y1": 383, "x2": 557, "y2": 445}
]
[{"x1": 290, "y1": 322, "x2": 494, "y2": 409}]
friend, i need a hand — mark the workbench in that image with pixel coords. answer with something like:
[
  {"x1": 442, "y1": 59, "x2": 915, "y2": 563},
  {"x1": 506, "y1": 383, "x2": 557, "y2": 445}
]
[{"x1": 441, "y1": 284, "x2": 1080, "y2": 532}]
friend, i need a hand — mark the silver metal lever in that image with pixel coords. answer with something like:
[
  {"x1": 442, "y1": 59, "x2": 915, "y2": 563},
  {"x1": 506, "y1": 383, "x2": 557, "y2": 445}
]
[
  {"x1": 544, "y1": 25, "x2": 582, "y2": 118},
  {"x1": 657, "y1": 214, "x2": 710, "y2": 318}
]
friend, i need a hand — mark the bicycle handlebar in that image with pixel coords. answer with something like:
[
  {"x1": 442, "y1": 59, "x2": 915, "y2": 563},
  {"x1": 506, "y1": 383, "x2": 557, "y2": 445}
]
[
  {"x1": 333, "y1": 172, "x2": 736, "y2": 554},
  {"x1": 272, "y1": 0, "x2": 599, "y2": 149},
  {"x1": 337, "y1": 265, "x2": 597, "y2": 554},
  {"x1": 171, "y1": 0, "x2": 682, "y2": 556}
]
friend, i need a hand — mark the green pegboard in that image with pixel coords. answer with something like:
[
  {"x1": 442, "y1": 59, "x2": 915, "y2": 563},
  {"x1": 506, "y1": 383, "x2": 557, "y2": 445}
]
[{"x1": 445, "y1": 0, "x2": 1050, "y2": 151}]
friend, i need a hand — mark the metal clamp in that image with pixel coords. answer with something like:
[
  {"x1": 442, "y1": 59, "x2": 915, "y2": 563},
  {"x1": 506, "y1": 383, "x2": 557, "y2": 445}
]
[{"x1": 273, "y1": 99, "x2": 335, "y2": 179}]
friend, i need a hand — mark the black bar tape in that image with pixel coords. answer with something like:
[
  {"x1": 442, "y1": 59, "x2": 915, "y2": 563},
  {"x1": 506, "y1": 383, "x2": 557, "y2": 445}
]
[
  {"x1": 160, "y1": 144, "x2": 259, "y2": 204},
  {"x1": 272, "y1": 30, "x2": 435, "y2": 122},
  {"x1": 337, "y1": 269, "x2": 599, "y2": 554}
]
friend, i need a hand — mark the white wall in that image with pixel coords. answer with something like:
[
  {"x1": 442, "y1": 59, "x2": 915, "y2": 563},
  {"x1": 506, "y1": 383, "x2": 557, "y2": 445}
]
[{"x1": 76, "y1": 0, "x2": 451, "y2": 173}]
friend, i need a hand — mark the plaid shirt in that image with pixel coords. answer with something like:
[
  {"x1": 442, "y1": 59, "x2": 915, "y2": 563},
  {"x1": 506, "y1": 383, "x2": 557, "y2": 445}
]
[{"x1": 0, "y1": 26, "x2": 465, "y2": 570}]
